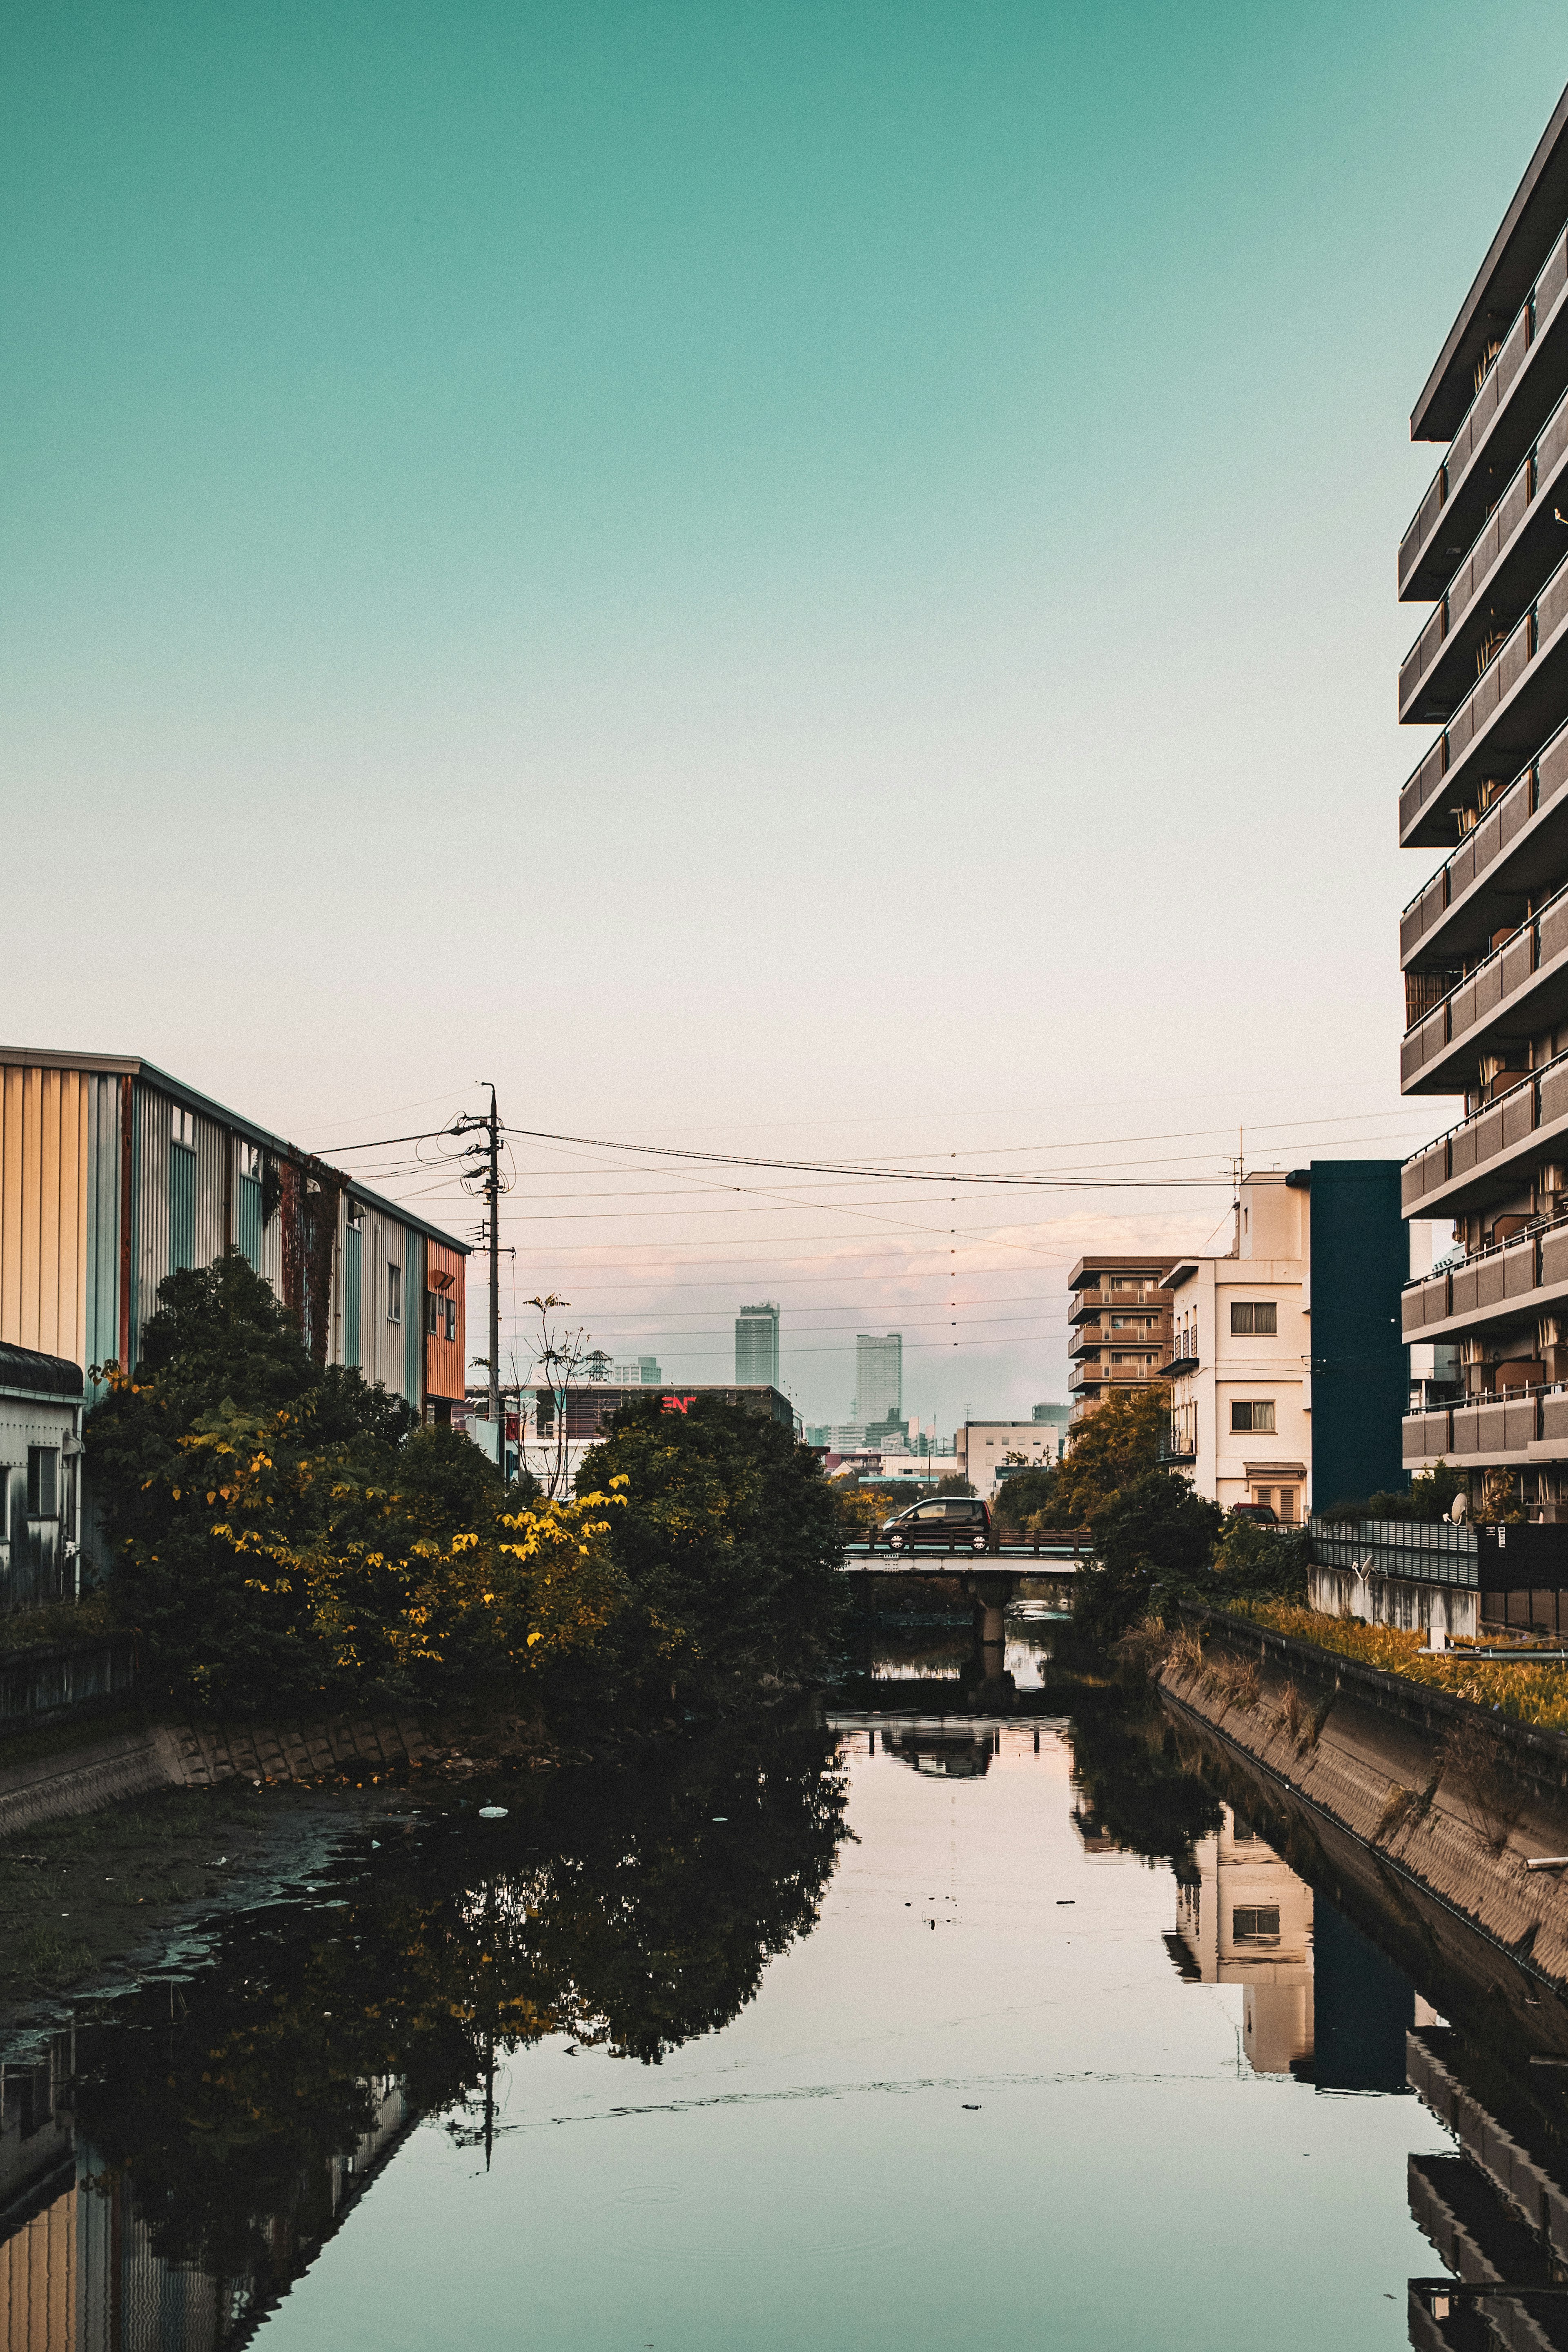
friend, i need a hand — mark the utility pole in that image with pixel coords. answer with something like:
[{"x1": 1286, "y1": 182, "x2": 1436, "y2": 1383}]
[
  {"x1": 486, "y1": 1085, "x2": 501, "y2": 1435},
  {"x1": 452, "y1": 1086, "x2": 505, "y2": 1442}
]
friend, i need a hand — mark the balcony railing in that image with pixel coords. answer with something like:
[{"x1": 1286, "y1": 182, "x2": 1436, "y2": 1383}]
[
  {"x1": 1399, "y1": 376, "x2": 1568, "y2": 717},
  {"x1": 1401, "y1": 1211, "x2": 1568, "y2": 1336},
  {"x1": 1399, "y1": 223, "x2": 1568, "y2": 596},
  {"x1": 1399, "y1": 714, "x2": 1568, "y2": 964},
  {"x1": 1398, "y1": 544, "x2": 1568, "y2": 842},
  {"x1": 1404, "y1": 1384, "x2": 1568, "y2": 1464},
  {"x1": 1401, "y1": 1049, "x2": 1568, "y2": 1213},
  {"x1": 1400, "y1": 873, "x2": 1568, "y2": 1087},
  {"x1": 1068, "y1": 1361, "x2": 1163, "y2": 1394}
]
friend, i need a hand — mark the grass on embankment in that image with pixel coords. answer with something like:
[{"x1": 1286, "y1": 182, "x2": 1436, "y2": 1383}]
[{"x1": 1219, "y1": 1599, "x2": 1568, "y2": 1732}]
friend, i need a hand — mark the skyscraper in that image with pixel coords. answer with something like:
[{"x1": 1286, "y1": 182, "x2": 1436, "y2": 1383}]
[
  {"x1": 855, "y1": 1332, "x2": 902, "y2": 1430},
  {"x1": 735, "y1": 1303, "x2": 780, "y2": 1387}
]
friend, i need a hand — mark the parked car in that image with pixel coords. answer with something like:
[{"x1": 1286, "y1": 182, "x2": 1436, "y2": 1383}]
[
  {"x1": 1228, "y1": 1501, "x2": 1278, "y2": 1525},
  {"x1": 882, "y1": 1496, "x2": 993, "y2": 1552}
]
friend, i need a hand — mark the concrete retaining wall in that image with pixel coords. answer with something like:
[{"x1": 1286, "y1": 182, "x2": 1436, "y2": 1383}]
[
  {"x1": 1159, "y1": 1608, "x2": 1568, "y2": 1996},
  {"x1": 0, "y1": 1714, "x2": 429, "y2": 1839}
]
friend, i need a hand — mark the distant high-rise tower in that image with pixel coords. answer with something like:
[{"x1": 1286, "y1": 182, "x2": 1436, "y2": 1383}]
[
  {"x1": 735, "y1": 1302, "x2": 780, "y2": 1387},
  {"x1": 856, "y1": 1332, "x2": 902, "y2": 1430}
]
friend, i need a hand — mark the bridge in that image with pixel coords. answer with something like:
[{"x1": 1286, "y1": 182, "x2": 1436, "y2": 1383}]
[{"x1": 839, "y1": 1535, "x2": 1090, "y2": 1691}]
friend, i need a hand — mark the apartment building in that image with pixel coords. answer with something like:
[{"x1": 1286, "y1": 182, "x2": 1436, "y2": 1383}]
[
  {"x1": 1066, "y1": 1258, "x2": 1176, "y2": 1424},
  {"x1": 1397, "y1": 83, "x2": 1568, "y2": 1515},
  {"x1": 735, "y1": 1303, "x2": 780, "y2": 1386},
  {"x1": 1165, "y1": 1166, "x2": 1405, "y2": 1523}
]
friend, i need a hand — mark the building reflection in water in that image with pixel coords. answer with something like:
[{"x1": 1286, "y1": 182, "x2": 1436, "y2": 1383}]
[
  {"x1": 0, "y1": 2038, "x2": 412, "y2": 2350},
  {"x1": 1165, "y1": 1804, "x2": 1316, "y2": 2078}
]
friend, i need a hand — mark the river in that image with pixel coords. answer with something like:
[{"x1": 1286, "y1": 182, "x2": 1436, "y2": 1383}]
[{"x1": 0, "y1": 1625, "x2": 1557, "y2": 2349}]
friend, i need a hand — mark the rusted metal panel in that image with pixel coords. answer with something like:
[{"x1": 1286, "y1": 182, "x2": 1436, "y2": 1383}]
[{"x1": 424, "y1": 1237, "x2": 466, "y2": 1404}]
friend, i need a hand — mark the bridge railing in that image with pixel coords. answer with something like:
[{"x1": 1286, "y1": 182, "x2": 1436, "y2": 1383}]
[{"x1": 841, "y1": 1532, "x2": 1090, "y2": 1561}]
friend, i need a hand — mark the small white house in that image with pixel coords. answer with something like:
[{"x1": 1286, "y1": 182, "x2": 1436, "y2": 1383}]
[{"x1": 0, "y1": 1343, "x2": 84, "y2": 1610}]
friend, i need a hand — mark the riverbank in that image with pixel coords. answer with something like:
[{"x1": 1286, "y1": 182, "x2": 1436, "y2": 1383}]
[{"x1": 1154, "y1": 1604, "x2": 1568, "y2": 2008}]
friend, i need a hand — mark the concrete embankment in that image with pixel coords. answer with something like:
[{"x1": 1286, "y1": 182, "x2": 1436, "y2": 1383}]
[
  {"x1": 0, "y1": 1713, "x2": 430, "y2": 1837},
  {"x1": 1157, "y1": 1608, "x2": 1568, "y2": 2022}
]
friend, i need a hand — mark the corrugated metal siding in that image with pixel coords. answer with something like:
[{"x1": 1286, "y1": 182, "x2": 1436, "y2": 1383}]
[
  {"x1": 130, "y1": 1081, "x2": 170, "y2": 1368},
  {"x1": 194, "y1": 1109, "x2": 225, "y2": 1265},
  {"x1": 343, "y1": 1218, "x2": 362, "y2": 1368},
  {"x1": 83, "y1": 1074, "x2": 120, "y2": 1392},
  {"x1": 0, "y1": 2178, "x2": 76, "y2": 2352},
  {"x1": 237, "y1": 1173, "x2": 263, "y2": 1270},
  {"x1": 405, "y1": 1228, "x2": 425, "y2": 1408},
  {"x1": 361, "y1": 1210, "x2": 407, "y2": 1397},
  {"x1": 169, "y1": 1142, "x2": 196, "y2": 1272},
  {"x1": 0, "y1": 1062, "x2": 90, "y2": 1368}
]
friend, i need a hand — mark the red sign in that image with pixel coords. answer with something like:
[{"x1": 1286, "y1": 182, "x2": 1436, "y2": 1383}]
[{"x1": 660, "y1": 1394, "x2": 697, "y2": 1414}]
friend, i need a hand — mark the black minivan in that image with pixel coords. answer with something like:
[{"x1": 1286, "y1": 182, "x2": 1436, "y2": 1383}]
[{"x1": 881, "y1": 1496, "x2": 993, "y2": 1552}]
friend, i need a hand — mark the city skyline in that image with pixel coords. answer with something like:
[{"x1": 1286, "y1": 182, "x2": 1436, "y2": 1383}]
[{"x1": 9, "y1": 5, "x2": 1568, "y2": 1425}]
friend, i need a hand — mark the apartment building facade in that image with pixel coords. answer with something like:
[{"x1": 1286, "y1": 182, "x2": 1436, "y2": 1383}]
[
  {"x1": 735, "y1": 1303, "x2": 780, "y2": 1386},
  {"x1": 1396, "y1": 84, "x2": 1568, "y2": 1515},
  {"x1": 955, "y1": 1417, "x2": 1065, "y2": 1500},
  {"x1": 1066, "y1": 1257, "x2": 1176, "y2": 1424},
  {"x1": 1165, "y1": 1166, "x2": 1405, "y2": 1524}
]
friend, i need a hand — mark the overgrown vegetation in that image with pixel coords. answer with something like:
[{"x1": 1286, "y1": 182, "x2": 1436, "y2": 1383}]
[
  {"x1": 1317, "y1": 1463, "x2": 1466, "y2": 1523},
  {"x1": 86, "y1": 1254, "x2": 844, "y2": 1725},
  {"x1": 1222, "y1": 1598, "x2": 1568, "y2": 1730}
]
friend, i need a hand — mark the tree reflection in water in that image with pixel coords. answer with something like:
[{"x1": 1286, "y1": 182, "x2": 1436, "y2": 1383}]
[{"x1": 13, "y1": 1717, "x2": 848, "y2": 2330}]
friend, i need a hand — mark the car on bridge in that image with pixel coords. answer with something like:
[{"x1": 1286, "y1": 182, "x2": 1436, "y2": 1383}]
[{"x1": 881, "y1": 1496, "x2": 993, "y2": 1551}]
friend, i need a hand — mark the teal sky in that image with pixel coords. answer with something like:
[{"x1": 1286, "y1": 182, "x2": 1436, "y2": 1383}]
[{"x1": 7, "y1": 3, "x2": 1568, "y2": 1420}]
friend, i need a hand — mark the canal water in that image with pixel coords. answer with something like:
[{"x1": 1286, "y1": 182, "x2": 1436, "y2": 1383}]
[{"x1": 0, "y1": 1627, "x2": 1556, "y2": 2348}]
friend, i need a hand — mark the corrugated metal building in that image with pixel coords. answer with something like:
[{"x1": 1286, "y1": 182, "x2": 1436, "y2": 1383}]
[{"x1": 0, "y1": 1048, "x2": 468, "y2": 1426}]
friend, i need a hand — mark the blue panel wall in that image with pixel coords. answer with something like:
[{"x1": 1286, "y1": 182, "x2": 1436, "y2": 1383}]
[
  {"x1": 83, "y1": 1076, "x2": 120, "y2": 1396},
  {"x1": 405, "y1": 1230, "x2": 424, "y2": 1408},
  {"x1": 1308, "y1": 1160, "x2": 1407, "y2": 1508},
  {"x1": 169, "y1": 1143, "x2": 196, "y2": 1273},
  {"x1": 236, "y1": 1172, "x2": 263, "y2": 1271}
]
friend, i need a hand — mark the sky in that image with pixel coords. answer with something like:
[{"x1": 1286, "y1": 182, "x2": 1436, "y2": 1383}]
[{"x1": 7, "y1": 1, "x2": 1568, "y2": 1425}]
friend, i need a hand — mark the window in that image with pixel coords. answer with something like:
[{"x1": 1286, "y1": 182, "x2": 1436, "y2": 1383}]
[
  {"x1": 27, "y1": 1447, "x2": 58, "y2": 1518},
  {"x1": 1231, "y1": 1401, "x2": 1276, "y2": 1433},
  {"x1": 388, "y1": 1262, "x2": 403, "y2": 1324},
  {"x1": 172, "y1": 1105, "x2": 196, "y2": 1150},
  {"x1": 427, "y1": 1289, "x2": 457, "y2": 1341},
  {"x1": 1232, "y1": 1906, "x2": 1281, "y2": 1944},
  {"x1": 237, "y1": 1140, "x2": 261, "y2": 1180},
  {"x1": 1230, "y1": 1302, "x2": 1277, "y2": 1335}
]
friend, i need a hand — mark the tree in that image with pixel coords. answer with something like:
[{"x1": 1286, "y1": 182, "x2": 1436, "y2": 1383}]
[
  {"x1": 1039, "y1": 1385, "x2": 1168, "y2": 1528},
  {"x1": 993, "y1": 1465, "x2": 1056, "y2": 1525},
  {"x1": 573, "y1": 1396, "x2": 846, "y2": 1710},
  {"x1": 1072, "y1": 1469, "x2": 1223, "y2": 1645},
  {"x1": 87, "y1": 1254, "x2": 624, "y2": 1712},
  {"x1": 935, "y1": 1472, "x2": 976, "y2": 1497}
]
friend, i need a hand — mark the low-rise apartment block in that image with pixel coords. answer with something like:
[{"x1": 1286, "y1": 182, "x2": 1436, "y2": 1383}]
[
  {"x1": 1163, "y1": 1165, "x2": 1405, "y2": 1523},
  {"x1": 1067, "y1": 1258, "x2": 1176, "y2": 1423},
  {"x1": 956, "y1": 1418, "x2": 1065, "y2": 1500}
]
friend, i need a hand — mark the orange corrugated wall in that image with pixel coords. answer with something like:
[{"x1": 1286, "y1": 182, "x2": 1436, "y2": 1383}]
[{"x1": 0, "y1": 1065, "x2": 90, "y2": 1365}]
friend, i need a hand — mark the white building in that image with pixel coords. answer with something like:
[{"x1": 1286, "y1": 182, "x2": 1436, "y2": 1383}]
[
  {"x1": 1164, "y1": 1174, "x2": 1311, "y2": 1524},
  {"x1": 956, "y1": 1419, "x2": 1065, "y2": 1501}
]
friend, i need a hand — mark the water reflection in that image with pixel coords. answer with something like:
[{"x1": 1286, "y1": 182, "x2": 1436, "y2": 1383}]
[
  {"x1": 14, "y1": 1633, "x2": 1568, "y2": 2348},
  {"x1": 0, "y1": 1717, "x2": 847, "y2": 2346}
]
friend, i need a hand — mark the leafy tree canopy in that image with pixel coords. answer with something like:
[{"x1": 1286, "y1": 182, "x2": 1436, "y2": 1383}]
[
  {"x1": 1073, "y1": 1470, "x2": 1224, "y2": 1645},
  {"x1": 1038, "y1": 1384, "x2": 1168, "y2": 1529},
  {"x1": 574, "y1": 1396, "x2": 846, "y2": 1711}
]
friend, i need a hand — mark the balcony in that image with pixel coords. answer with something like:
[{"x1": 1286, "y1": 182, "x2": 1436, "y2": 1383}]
[
  {"x1": 1399, "y1": 877, "x2": 1568, "y2": 1093},
  {"x1": 1067, "y1": 1360, "x2": 1163, "y2": 1395},
  {"x1": 1159, "y1": 1426, "x2": 1196, "y2": 1465},
  {"x1": 1399, "y1": 546, "x2": 1568, "y2": 848},
  {"x1": 1069, "y1": 1283, "x2": 1165, "y2": 1323},
  {"x1": 1400, "y1": 716, "x2": 1568, "y2": 972},
  {"x1": 1401, "y1": 1052, "x2": 1568, "y2": 1218},
  {"x1": 1399, "y1": 377, "x2": 1568, "y2": 724},
  {"x1": 1399, "y1": 221, "x2": 1568, "y2": 604},
  {"x1": 1404, "y1": 1385, "x2": 1568, "y2": 1466},
  {"x1": 1401, "y1": 1215, "x2": 1568, "y2": 1339},
  {"x1": 1161, "y1": 1352, "x2": 1198, "y2": 1379}
]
